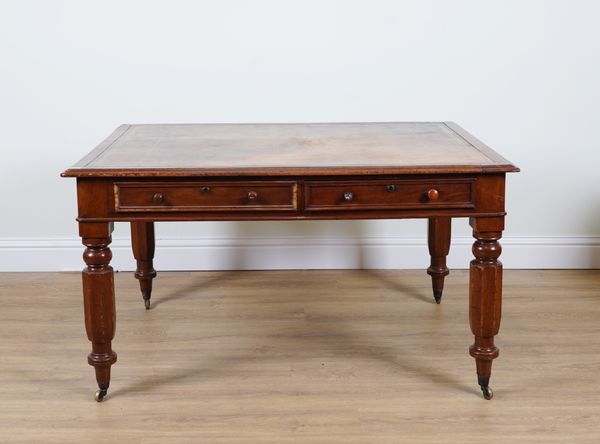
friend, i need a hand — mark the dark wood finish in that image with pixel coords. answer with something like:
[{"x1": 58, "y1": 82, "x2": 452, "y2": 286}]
[
  {"x1": 72, "y1": 174, "x2": 508, "y2": 223},
  {"x1": 427, "y1": 217, "x2": 451, "y2": 304},
  {"x1": 304, "y1": 178, "x2": 473, "y2": 212},
  {"x1": 130, "y1": 222, "x2": 157, "y2": 310},
  {"x1": 116, "y1": 181, "x2": 298, "y2": 212},
  {"x1": 427, "y1": 188, "x2": 440, "y2": 201},
  {"x1": 62, "y1": 122, "x2": 519, "y2": 401},
  {"x1": 80, "y1": 222, "x2": 117, "y2": 402},
  {"x1": 468, "y1": 216, "x2": 504, "y2": 400}
]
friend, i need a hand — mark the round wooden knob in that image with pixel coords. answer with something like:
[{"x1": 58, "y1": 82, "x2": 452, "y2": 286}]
[
  {"x1": 153, "y1": 193, "x2": 164, "y2": 203},
  {"x1": 247, "y1": 191, "x2": 258, "y2": 201},
  {"x1": 427, "y1": 189, "x2": 439, "y2": 201},
  {"x1": 343, "y1": 191, "x2": 354, "y2": 202}
]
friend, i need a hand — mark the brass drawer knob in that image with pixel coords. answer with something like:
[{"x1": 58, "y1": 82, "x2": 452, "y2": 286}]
[
  {"x1": 427, "y1": 189, "x2": 439, "y2": 201},
  {"x1": 386, "y1": 184, "x2": 396, "y2": 192},
  {"x1": 247, "y1": 191, "x2": 258, "y2": 201},
  {"x1": 343, "y1": 191, "x2": 354, "y2": 202},
  {"x1": 201, "y1": 186, "x2": 211, "y2": 193},
  {"x1": 153, "y1": 192, "x2": 165, "y2": 203}
]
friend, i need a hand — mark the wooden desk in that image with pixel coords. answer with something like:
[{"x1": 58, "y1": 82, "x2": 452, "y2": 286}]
[{"x1": 62, "y1": 122, "x2": 519, "y2": 402}]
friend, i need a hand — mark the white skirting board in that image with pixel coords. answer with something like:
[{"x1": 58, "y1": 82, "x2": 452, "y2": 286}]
[{"x1": 0, "y1": 236, "x2": 599, "y2": 272}]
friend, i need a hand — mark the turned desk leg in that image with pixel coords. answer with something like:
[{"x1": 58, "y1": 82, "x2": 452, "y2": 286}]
[
  {"x1": 131, "y1": 222, "x2": 157, "y2": 310},
  {"x1": 80, "y1": 222, "x2": 117, "y2": 402},
  {"x1": 427, "y1": 217, "x2": 451, "y2": 304},
  {"x1": 469, "y1": 217, "x2": 503, "y2": 400}
]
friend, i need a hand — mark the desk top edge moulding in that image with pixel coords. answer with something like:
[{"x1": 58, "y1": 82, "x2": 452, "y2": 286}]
[
  {"x1": 61, "y1": 121, "x2": 518, "y2": 402},
  {"x1": 61, "y1": 122, "x2": 519, "y2": 177}
]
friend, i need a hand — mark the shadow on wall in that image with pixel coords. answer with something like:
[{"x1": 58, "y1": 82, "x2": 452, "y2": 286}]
[
  {"x1": 226, "y1": 219, "x2": 371, "y2": 271},
  {"x1": 153, "y1": 219, "x2": 431, "y2": 271}
]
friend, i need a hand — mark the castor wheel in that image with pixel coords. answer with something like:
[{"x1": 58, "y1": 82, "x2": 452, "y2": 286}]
[
  {"x1": 481, "y1": 386, "x2": 493, "y2": 400},
  {"x1": 144, "y1": 299, "x2": 150, "y2": 310},
  {"x1": 95, "y1": 388, "x2": 108, "y2": 402}
]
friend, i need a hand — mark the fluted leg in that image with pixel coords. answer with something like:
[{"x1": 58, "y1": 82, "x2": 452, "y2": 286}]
[
  {"x1": 80, "y1": 222, "x2": 117, "y2": 402},
  {"x1": 131, "y1": 222, "x2": 156, "y2": 310},
  {"x1": 427, "y1": 217, "x2": 451, "y2": 304},
  {"x1": 469, "y1": 217, "x2": 503, "y2": 400}
]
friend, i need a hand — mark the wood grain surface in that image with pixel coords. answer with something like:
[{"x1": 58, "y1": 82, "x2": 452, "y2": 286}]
[
  {"x1": 1, "y1": 270, "x2": 599, "y2": 443},
  {"x1": 62, "y1": 122, "x2": 519, "y2": 177}
]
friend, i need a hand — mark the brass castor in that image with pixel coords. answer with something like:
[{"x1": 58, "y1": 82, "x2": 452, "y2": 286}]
[
  {"x1": 433, "y1": 288, "x2": 442, "y2": 304},
  {"x1": 481, "y1": 386, "x2": 493, "y2": 400},
  {"x1": 144, "y1": 298, "x2": 151, "y2": 310},
  {"x1": 95, "y1": 388, "x2": 108, "y2": 402}
]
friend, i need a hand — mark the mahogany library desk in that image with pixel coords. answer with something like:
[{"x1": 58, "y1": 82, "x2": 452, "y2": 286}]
[{"x1": 61, "y1": 122, "x2": 519, "y2": 402}]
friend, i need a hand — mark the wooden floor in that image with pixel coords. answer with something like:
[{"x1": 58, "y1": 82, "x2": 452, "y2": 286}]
[{"x1": 1, "y1": 270, "x2": 599, "y2": 443}]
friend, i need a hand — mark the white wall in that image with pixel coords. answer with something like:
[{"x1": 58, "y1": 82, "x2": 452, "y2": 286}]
[{"x1": 1, "y1": 0, "x2": 599, "y2": 270}]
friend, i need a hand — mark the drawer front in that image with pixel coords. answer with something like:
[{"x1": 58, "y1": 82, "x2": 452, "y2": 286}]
[
  {"x1": 304, "y1": 179, "x2": 474, "y2": 211},
  {"x1": 115, "y1": 181, "x2": 298, "y2": 212}
]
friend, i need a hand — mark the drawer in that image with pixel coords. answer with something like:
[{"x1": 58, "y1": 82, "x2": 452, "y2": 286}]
[
  {"x1": 115, "y1": 181, "x2": 298, "y2": 212},
  {"x1": 304, "y1": 179, "x2": 474, "y2": 211}
]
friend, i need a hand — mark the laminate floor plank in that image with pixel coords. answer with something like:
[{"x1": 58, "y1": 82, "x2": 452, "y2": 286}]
[{"x1": 1, "y1": 270, "x2": 599, "y2": 443}]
